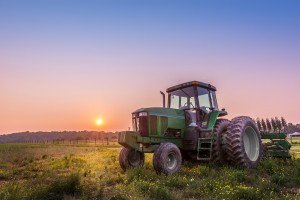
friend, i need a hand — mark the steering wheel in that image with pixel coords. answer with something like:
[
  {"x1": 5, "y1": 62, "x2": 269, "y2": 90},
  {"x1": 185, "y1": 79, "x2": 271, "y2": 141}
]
[
  {"x1": 200, "y1": 106, "x2": 209, "y2": 114},
  {"x1": 183, "y1": 102, "x2": 195, "y2": 109},
  {"x1": 190, "y1": 102, "x2": 195, "y2": 109}
]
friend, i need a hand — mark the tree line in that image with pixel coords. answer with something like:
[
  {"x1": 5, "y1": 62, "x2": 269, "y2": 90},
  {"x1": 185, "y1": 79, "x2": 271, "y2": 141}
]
[
  {"x1": 0, "y1": 131, "x2": 119, "y2": 144},
  {"x1": 256, "y1": 117, "x2": 287, "y2": 133}
]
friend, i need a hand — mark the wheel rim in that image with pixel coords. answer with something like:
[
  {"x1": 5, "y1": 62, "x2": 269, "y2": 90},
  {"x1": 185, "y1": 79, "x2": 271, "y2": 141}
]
[
  {"x1": 243, "y1": 126, "x2": 260, "y2": 161},
  {"x1": 128, "y1": 151, "x2": 141, "y2": 166},
  {"x1": 167, "y1": 152, "x2": 177, "y2": 170}
]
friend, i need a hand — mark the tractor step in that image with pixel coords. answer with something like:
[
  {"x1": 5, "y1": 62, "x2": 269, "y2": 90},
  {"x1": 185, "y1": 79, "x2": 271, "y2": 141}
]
[{"x1": 197, "y1": 138, "x2": 213, "y2": 161}]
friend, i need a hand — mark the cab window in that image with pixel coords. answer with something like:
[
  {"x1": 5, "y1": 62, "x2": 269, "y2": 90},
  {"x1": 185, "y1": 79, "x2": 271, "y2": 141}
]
[
  {"x1": 210, "y1": 92, "x2": 218, "y2": 110},
  {"x1": 198, "y1": 88, "x2": 211, "y2": 112},
  {"x1": 197, "y1": 87, "x2": 218, "y2": 111},
  {"x1": 170, "y1": 95, "x2": 180, "y2": 109},
  {"x1": 169, "y1": 87, "x2": 195, "y2": 109}
]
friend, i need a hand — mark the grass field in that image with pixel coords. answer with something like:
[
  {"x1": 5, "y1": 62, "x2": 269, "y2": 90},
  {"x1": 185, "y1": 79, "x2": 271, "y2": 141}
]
[{"x1": 0, "y1": 142, "x2": 300, "y2": 200}]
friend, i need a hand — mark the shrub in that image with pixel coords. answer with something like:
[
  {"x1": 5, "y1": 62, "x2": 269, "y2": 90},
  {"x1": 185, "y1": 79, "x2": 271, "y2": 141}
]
[
  {"x1": 44, "y1": 173, "x2": 82, "y2": 199},
  {"x1": 270, "y1": 173, "x2": 288, "y2": 186},
  {"x1": 259, "y1": 159, "x2": 276, "y2": 175},
  {"x1": 80, "y1": 179, "x2": 104, "y2": 200}
]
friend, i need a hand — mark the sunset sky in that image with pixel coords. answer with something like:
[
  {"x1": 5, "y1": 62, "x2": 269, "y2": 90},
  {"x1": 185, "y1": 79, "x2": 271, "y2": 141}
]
[{"x1": 1, "y1": 0, "x2": 299, "y2": 134}]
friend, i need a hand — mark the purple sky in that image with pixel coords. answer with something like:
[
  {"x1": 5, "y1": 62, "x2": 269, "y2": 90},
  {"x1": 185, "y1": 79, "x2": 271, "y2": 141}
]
[{"x1": 1, "y1": 0, "x2": 299, "y2": 133}]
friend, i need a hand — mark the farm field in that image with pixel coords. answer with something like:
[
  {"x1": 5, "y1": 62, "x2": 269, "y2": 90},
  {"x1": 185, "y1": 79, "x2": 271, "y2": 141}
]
[{"x1": 0, "y1": 141, "x2": 300, "y2": 200}]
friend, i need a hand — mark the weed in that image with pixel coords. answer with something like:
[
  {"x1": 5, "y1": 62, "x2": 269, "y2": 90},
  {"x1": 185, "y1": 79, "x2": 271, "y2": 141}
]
[
  {"x1": 231, "y1": 186, "x2": 260, "y2": 200},
  {"x1": 45, "y1": 173, "x2": 82, "y2": 199},
  {"x1": 271, "y1": 173, "x2": 288, "y2": 186},
  {"x1": 0, "y1": 170, "x2": 10, "y2": 180}
]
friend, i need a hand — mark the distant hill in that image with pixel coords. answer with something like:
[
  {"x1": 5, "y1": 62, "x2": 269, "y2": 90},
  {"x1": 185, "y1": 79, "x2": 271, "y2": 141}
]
[{"x1": 0, "y1": 131, "x2": 118, "y2": 143}]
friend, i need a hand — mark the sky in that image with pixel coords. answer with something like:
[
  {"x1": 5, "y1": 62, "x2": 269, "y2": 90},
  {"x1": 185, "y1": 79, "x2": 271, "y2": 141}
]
[{"x1": 0, "y1": 0, "x2": 299, "y2": 134}]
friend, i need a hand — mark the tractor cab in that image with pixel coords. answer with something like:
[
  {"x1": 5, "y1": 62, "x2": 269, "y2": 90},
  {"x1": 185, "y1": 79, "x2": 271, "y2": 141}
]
[{"x1": 166, "y1": 81, "x2": 220, "y2": 128}]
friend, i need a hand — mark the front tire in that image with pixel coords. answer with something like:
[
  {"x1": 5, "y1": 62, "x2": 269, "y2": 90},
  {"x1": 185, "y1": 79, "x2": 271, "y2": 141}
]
[
  {"x1": 119, "y1": 147, "x2": 145, "y2": 171},
  {"x1": 225, "y1": 116, "x2": 262, "y2": 168},
  {"x1": 153, "y1": 143, "x2": 182, "y2": 175}
]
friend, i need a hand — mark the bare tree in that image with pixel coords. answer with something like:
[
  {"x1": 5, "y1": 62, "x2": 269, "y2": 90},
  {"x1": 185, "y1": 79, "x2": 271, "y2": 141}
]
[
  {"x1": 261, "y1": 119, "x2": 267, "y2": 132},
  {"x1": 256, "y1": 118, "x2": 262, "y2": 131},
  {"x1": 266, "y1": 118, "x2": 272, "y2": 133}
]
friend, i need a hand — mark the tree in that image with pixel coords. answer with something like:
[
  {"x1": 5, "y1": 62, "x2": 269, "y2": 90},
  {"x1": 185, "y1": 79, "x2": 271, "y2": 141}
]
[
  {"x1": 266, "y1": 118, "x2": 272, "y2": 132},
  {"x1": 261, "y1": 119, "x2": 267, "y2": 132},
  {"x1": 256, "y1": 118, "x2": 262, "y2": 131},
  {"x1": 271, "y1": 118, "x2": 277, "y2": 132},
  {"x1": 281, "y1": 117, "x2": 287, "y2": 128},
  {"x1": 275, "y1": 117, "x2": 282, "y2": 133}
]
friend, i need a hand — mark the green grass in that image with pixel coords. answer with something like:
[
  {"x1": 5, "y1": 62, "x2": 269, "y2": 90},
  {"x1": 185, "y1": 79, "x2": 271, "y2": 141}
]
[{"x1": 0, "y1": 143, "x2": 299, "y2": 199}]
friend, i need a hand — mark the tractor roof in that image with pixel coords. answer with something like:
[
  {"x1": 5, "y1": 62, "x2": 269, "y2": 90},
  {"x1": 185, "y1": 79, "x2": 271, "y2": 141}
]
[{"x1": 166, "y1": 81, "x2": 216, "y2": 93}]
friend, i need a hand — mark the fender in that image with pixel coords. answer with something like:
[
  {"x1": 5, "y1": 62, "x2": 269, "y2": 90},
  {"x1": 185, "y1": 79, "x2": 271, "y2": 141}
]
[{"x1": 207, "y1": 110, "x2": 228, "y2": 130}]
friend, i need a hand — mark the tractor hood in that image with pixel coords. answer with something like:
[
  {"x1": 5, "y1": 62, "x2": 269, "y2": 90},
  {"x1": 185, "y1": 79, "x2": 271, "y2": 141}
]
[
  {"x1": 132, "y1": 107, "x2": 186, "y2": 137},
  {"x1": 133, "y1": 107, "x2": 185, "y2": 119}
]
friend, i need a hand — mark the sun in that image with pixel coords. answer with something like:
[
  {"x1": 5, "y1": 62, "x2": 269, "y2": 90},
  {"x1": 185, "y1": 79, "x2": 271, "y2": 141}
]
[{"x1": 96, "y1": 119, "x2": 103, "y2": 126}]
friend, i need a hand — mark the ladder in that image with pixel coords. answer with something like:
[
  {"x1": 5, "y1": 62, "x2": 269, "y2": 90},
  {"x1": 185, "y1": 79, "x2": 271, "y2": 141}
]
[{"x1": 197, "y1": 138, "x2": 213, "y2": 161}]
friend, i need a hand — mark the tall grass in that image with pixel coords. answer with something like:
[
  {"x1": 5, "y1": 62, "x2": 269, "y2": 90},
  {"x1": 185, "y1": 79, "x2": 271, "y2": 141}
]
[{"x1": 0, "y1": 143, "x2": 299, "y2": 199}]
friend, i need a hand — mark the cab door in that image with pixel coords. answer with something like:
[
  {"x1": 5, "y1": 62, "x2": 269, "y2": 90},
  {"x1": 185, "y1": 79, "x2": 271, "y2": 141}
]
[{"x1": 196, "y1": 87, "x2": 218, "y2": 128}]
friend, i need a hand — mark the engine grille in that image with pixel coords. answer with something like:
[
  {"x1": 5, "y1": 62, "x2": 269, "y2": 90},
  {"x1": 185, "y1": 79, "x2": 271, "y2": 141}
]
[
  {"x1": 132, "y1": 113, "x2": 169, "y2": 136},
  {"x1": 161, "y1": 116, "x2": 168, "y2": 134},
  {"x1": 138, "y1": 116, "x2": 148, "y2": 136},
  {"x1": 149, "y1": 115, "x2": 157, "y2": 135}
]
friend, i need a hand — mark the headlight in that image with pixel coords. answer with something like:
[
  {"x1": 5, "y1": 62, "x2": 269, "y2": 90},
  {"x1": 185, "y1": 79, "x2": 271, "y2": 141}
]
[{"x1": 138, "y1": 112, "x2": 148, "y2": 117}]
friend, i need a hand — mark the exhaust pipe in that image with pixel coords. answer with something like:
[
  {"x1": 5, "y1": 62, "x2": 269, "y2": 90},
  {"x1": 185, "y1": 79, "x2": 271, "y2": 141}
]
[{"x1": 160, "y1": 91, "x2": 165, "y2": 108}]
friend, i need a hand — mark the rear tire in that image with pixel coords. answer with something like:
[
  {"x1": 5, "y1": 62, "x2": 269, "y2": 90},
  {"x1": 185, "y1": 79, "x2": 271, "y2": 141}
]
[
  {"x1": 153, "y1": 143, "x2": 182, "y2": 175},
  {"x1": 119, "y1": 147, "x2": 145, "y2": 171},
  {"x1": 212, "y1": 119, "x2": 230, "y2": 163},
  {"x1": 226, "y1": 116, "x2": 262, "y2": 168}
]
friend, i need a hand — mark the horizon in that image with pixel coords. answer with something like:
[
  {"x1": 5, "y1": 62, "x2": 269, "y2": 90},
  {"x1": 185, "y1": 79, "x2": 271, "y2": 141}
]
[{"x1": 1, "y1": 0, "x2": 299, "y2": 134}]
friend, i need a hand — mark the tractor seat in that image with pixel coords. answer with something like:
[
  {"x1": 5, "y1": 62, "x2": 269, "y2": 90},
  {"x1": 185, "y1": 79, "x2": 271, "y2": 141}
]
[{"x1": 185, "y1": 110, "x2": 197, "y2": 127}]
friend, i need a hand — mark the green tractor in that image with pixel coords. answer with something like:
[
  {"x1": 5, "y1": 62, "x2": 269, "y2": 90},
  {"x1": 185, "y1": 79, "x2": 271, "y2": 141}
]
[{"x1": 118, "y1": 81, "x2": 263, "y2": 175}]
